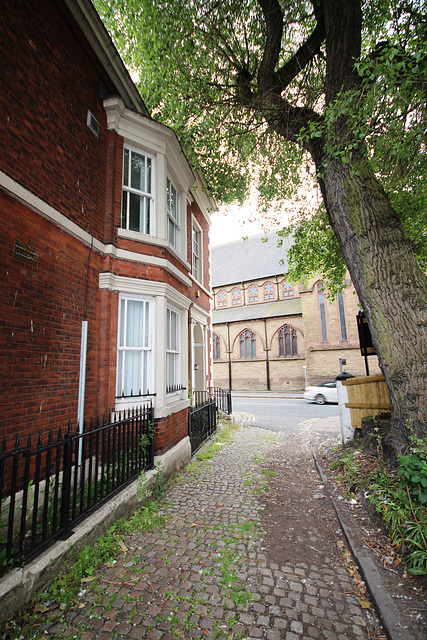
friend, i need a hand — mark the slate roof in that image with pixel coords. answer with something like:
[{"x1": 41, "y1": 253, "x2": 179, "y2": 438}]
[
  {"x1": 212, "y1": 298, "x2": 302, "y2": 325},
  {"x1": 211, "y1": 230, "x2": 292, "y2": 287}
]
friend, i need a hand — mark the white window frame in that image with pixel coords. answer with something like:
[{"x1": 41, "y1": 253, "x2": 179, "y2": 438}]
[
  {"x1": 166, "y1": 306, "x2": 181, "y2": 393},
  {"x1": 192, "y1": 220, "x2": 202, "y2": 284},
  {"x1": 116, "y1": 294, "x2": 154, "y2": 401},
  {"x1": 121, "y1": 145, "x2": 155, "y2": 235},
  {"x1": 167, "y1": 176, "x2": 180, "y2": 248}
]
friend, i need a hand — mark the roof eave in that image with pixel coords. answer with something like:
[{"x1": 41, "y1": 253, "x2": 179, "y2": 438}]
[{"x1": 62, "y1": 0, "x2": 150, "y2": 117}]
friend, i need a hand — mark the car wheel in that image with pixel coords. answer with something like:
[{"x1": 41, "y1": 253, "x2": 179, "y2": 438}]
[{"x1": 315, "y1": 394, "x2": 326, "y2": 405}]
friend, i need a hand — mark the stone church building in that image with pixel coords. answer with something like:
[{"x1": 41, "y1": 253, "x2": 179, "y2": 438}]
[{"x1": 211, "y1": 232, "x2": 380, "y2": 391}]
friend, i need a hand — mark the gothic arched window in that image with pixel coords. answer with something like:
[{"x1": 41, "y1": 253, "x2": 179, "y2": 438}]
[
  {"x1": 213, "y1": 333, "x2": 221, "y2": 360},
  {"x1": 248, "y1": 285, "x2": 258, "y2": 302},
  {"x1": 283, "y1": 281, "x2": 294, "y2": 297},
  {"x1": 278, "y1": 326, "x2": 298, "y2": 357},
  {"x1": 240, "y1": 330, "x2": 256, "y2": 359},
  {"x1": 232, "y1": 287, "x2": 242, "y2": 305}
]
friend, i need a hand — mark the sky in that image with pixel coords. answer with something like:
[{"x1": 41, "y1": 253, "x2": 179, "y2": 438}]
[
  {"x1": 210, "y1": 181, "x2": 320, "y2": 246},
  {"x1": 210, "y1": 206, "x2": 278, "y2": 246}
]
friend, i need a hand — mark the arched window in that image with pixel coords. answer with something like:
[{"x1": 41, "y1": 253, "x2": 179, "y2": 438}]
[
  {"x1": 248, "y1": 285, "x2": 258, "y2": 302},
  {"x1": 217, "y1": 290, "x2": 227, "y2": 307},
  {"x1": 240, "y1": 330, "x2": 256, "y2": 359},
  {"x1": 318, "y1": 284, "x2": 328, "y2": 342},
  {"x1": 264, "y1": 282, "x2": 274, "y2": 300},
  {"x1": 213, "y1": 333, "x2": 221, "y2": 360},
  {"x1": 232, "y1": 287, "x2": 242, "y2": 305},
  {"x1": 278, "y1": 326, "x2": 298, "y2": 357},
  {"x1": 338, "y1": 290, "x2": 348, "y2": 341},
  {"x1": 283, "y1": 280, "x2": 294, "y2": 297}
]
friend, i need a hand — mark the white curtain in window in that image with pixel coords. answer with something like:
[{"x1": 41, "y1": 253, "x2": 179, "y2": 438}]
[{"x1": 117, "y1": 298, "x2": 150, "y2": 397}]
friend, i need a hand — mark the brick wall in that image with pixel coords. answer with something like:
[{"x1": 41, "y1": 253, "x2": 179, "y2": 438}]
[
  {"x1": 154, "y1": 408, "x2": 189, "y2": 455},
  {"x1": 0, "y1": 0, "x2": 115, "y2": 240},
  {"x1": 212, "y1": 277, "x2": 381, "y2": 390},
  {"x1": 0, "y1": 193, "x2": 103, "y2": 447},
  {"x1": 0, "y1": 0, "x2": 212, "y2": 461}
]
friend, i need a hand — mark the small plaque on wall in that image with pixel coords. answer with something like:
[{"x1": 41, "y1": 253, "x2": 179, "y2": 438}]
[{"x1": 14, "y1": 239, "x2": 39, "y2": 268}]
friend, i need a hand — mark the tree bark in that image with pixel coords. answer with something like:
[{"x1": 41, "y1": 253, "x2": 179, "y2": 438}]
[
  {"x1": 252, "y1": 0, "x2": 427, "y2": 454},
  {"x1": 319, "y1": 153, "x2": 427, "y2": 452}
]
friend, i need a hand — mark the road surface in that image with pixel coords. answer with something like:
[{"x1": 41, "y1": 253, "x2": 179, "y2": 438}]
[{"x1": 232, "y1": 395, "x2": 339, "y2": 434}]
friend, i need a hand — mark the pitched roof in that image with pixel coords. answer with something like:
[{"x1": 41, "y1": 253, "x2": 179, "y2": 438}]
[
  {"x1": 212, "y1": 298, "x2": 301, "y2": 325},
  {"x1": 211, "y1": 230, "x2": 292, "y2": 287}
]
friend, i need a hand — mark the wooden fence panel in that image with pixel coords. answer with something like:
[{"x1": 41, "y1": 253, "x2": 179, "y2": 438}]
[{"x1": 343, "y1": 374, "x2": 391, "y2": 429}]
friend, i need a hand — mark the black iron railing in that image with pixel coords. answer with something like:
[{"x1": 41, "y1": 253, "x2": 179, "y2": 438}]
[
  {"x1": 188, "y1": 398, "x2": 217, "y2": 454},
  {"x1": 209, "y1": 387, "x2": 232, "y2": 415},
  {"x1": 0, "y1": 404, "x2": 154, "y2": 574},
  {"x1": 193, "y1": 390, "x2": 215, "y2": 407},
  {"x1": 188, "y1": 387, "x2": 232, "y2": 454},
  {"x1": 115, "y1": 390, "x2": 156, "y2": 400}
]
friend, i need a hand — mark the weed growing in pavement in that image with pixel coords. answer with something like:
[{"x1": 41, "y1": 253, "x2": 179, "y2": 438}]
[
  {"x1": 329, "y1": 447, "x2": 361, "y2": 488},
  {"x1": 0, "y1": 525, "x2": 123, "y2": 639},
  {"x1": 260, "y1": 468, "x2": 277, "y2": 477},
  {"x1": 329, "y1": 423, "x2": 427, "y2": 575},
  {"x1": 1, "y1": 461, "x2": 170, "y2": 637},
  {"x1": 251, "y1": 481, "x2": 270, "y2": 495}
]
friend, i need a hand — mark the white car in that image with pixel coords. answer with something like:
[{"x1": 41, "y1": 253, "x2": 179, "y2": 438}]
[{"x1": 304, "y1": 381, "x2": 338, "y2": 405}]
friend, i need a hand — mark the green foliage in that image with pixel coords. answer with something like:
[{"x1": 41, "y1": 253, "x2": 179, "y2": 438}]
[
  {"x1": 329, "y1": 448, "x2": 362, "y2": 488},
  {"x1": 94, "y1": 0, "x2": 426, "y2": 291},
  {"x1": 397, "y1": 454, "x2": 427, "y2": 504},
  {"x1": 94, "y1": 0, "x2": 310, "y2": 206},
  {"x1": 278, "y1": 208, "x2": 347, "y2": 296},
  {"x1": 125, "y1": 498, "x2": 166, "y2": 532},
  {"x1": 330, "y1": 426, "x2": 427, "y2": 575}
]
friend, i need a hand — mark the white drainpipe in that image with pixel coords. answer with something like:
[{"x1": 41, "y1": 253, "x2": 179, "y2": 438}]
[{"x1": 77, "y1": 320, "x2": 88, "y2": 465}]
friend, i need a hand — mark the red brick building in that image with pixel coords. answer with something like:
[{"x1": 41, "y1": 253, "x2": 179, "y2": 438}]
[{"x1": 0, "y1": 0, "x2": 214, "y2": 467}]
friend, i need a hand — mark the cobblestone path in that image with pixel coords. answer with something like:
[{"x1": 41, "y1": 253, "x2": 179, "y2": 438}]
[{"x1": 43, "y1": 424, "x2": 384, "y2": 640}]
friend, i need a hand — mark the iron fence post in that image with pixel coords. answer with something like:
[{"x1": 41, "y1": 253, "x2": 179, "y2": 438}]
[{"x1": 59, "y1": 425, "x2": 73, "y2": 539}]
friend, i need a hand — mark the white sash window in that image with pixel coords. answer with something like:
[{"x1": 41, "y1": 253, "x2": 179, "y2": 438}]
[
  {"x1": 116, "y1": 296, "x2": 153, "y2": 398},
  {"x1": 122, "y1": 146, "x2": 154, "y2": 234}
]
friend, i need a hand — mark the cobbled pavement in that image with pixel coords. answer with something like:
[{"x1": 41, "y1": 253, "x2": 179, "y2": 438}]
[{"x1": 42, "y1": 423, "x2": 384, "y2": 640}]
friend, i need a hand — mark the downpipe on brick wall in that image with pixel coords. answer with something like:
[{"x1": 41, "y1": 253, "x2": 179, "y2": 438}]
[
  {"x1": 77, "y1": 232, "x2": 93, "y2": 465},
  {"x1": 77, "y1": 320, "x2": 88, "y2": 466}
]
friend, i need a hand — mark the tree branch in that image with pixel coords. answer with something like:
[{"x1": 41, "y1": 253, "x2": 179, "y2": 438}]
[
  {"x1": 257, "y1": 0, "x2": 284, "y2": 90},
  {"x1": 257, "y1": 0, "x2": 325, "y2": 96},
  {"x1": 276, "y1": 21, "x2": 325, "y2": 90}
]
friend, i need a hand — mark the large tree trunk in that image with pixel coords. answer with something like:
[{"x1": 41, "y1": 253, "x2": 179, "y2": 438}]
[
  {"x1": 252, "y1": 0, "x2": 427, "y2": 454},
  {"x1": 319, "y1": 153, "x2": 427, "y2": 453}
]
